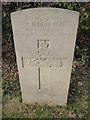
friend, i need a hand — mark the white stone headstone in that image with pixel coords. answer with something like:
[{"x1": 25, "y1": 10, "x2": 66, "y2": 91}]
[{"x1": 11, "y1": 8, "x2": 79, "y2": 106}]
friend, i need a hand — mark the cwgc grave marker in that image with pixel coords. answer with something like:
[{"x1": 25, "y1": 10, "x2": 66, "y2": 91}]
[{"x1": 11, "y1": 8, "x2": 79, "y2": 105}]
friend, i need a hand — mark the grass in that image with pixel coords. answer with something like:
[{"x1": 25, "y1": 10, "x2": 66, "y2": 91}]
[
  {"x1": 2, "y1": 60, "x2": 89, "y2": 118},
  {"x1": 2, "y1": 2, "x2": 90, "y2": 119}
]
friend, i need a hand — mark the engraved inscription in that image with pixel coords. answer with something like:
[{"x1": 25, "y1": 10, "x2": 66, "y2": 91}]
[
  {"x1": 25, "y1": 17, "x2": 63, "y2": 36},
  {"x1": 26, "y1": 17, "x2": 62, "y2": 28},
  {"x1": 22, "y1": 57, "x2": 67, "y2": 68},
  {"x1": 37, "y1": 40, "x2": 50, "y2": 59},
  {"x1": 21, "y1": 39, "x2": 67, "y2": 68}
]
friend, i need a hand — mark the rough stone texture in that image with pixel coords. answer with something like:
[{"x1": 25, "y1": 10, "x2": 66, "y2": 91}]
[{"x1": 11, "y1": 8, "x2": 79, "y2": 105}]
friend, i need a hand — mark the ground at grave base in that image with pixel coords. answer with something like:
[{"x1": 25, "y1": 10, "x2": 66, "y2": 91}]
[
  {"x1": 2, "y1": 60, "x2": 89, "y2": 118},
  {"x1": 2, "y1": 2, "x2": 90, "y2": 119}
]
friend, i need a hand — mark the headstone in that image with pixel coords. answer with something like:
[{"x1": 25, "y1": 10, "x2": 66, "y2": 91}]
[{"x1": 11, "y1": 8, "x2": 79, "y2": 106}]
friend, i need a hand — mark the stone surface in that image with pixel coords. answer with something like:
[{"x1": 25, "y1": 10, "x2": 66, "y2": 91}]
[{"x1": 11, "y1": 8, "x2": 79, "y2": 105}]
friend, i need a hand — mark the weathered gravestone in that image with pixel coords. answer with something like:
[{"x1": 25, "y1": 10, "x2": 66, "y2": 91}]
[{"x1": 11, "y1": 8, "x2": 79, "y2": 106}]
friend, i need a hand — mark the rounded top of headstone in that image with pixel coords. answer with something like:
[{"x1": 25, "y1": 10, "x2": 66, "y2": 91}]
[{"x1": 11, "y1": 7, "x2": 79, "y2": 16}]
